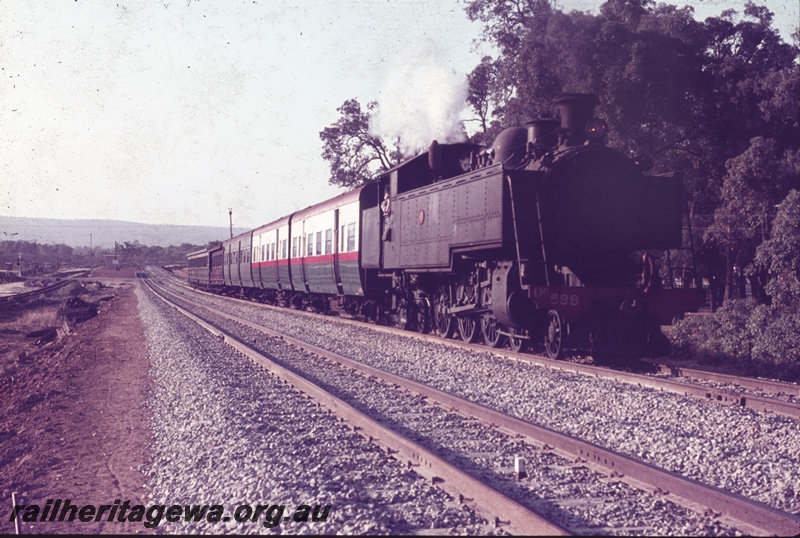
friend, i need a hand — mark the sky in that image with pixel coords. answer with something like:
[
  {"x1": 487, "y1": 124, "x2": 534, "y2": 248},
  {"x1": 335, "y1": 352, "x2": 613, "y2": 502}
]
[{"x1": 1, "y1": 0, "x2": 797, "y2": 238}]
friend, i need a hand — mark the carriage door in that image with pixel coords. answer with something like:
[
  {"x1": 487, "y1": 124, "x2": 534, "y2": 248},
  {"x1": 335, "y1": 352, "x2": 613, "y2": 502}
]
[{"x1": 333, "y1": 209, "x2": 344, "y2": 295}]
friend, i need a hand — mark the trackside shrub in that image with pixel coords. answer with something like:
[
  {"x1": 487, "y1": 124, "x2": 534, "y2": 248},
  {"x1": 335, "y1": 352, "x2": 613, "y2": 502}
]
[
  {"x1": 670, "y1": 299, "x2": 754, "y2": 366},
  {"x1": 670, "y1": 301, "x2": 800, "y2": 381},
  {"x1": 670, "y1": 191, "x2": 800, "y2": 382}
]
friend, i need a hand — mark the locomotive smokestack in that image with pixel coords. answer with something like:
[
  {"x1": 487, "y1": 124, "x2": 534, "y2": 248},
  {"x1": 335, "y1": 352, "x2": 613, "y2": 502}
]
[
  {"x1": 428, "y1": 140, "x2": 441, "y2": 171},
  {"x1": 554, "y1": 93, "x2": 598, "y2": 147},
  {"x1": 526, "y1": 118, "x2": 560, "y2": 150}
]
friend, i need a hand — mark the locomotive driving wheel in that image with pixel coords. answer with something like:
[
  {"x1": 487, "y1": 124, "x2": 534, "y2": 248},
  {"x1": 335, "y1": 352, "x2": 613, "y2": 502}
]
[
  {"x1": 544, "y1": 310, "x2": 565, "y2": 359},
  {"x1": 481, "y1": 316, "x2": 506, "y2": 348},
  {"x1": 458, "y1": 316, "x2": 479, "y2": 343},
  {"x1": 433, "y1": 287, "x2": 454, "y2": 338}
]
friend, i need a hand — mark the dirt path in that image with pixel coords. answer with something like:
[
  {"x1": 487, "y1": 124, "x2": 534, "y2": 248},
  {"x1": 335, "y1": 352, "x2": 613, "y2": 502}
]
[{"x1": 0, "y1": 282, "x2": 153, "y2": 534}]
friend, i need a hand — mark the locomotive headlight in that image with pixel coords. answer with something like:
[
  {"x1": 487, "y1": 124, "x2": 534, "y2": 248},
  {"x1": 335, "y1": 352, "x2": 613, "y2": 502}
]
[{"x1": 586, "y1": 118, "x2": 608, "y2": 141}]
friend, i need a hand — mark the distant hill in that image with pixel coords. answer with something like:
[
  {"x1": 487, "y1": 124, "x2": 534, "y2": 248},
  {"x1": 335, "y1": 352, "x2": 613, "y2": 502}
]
[{"x1": 0, "y1": 216, "x2": 246, "y2": 248}]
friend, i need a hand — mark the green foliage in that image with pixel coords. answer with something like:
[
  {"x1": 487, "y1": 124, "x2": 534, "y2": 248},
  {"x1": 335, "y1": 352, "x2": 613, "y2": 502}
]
[
  {"x1": 671, "y1": 299, "x2": 753, "y2": 364},
  {"x1": 754, "y1": 189, "x2": 800, "y2": 308},
  {"x1": 116, "y1": 241, "x2": 203, "y2": 265},
  {"x1": 704, "y1": 138, "x2": 798, "y2": 300},
  {"x1": 464, "y1": 0, "x2": 799, "y2": 306},
  {"x1": 0, "y1": 241, "x2": 80, "y2": 272},
  {"x1": 466, "y1": 56, "x2": 504, "y2": 144},
  {"x1": 463, "y1": 0, "x2": 800, "y2": 376},
  {"x1": 319, "y1": 99, "x2": 402, "y2": 188},
  {"x1": 0, "y1": 240, "x2": 201, "y2": 271},
  {"x1": 670, "y1": 299, "x2": 800, "y2": 381},
  {"x1": 672, "y1": 192, "x2": 800, "y2": 380}
]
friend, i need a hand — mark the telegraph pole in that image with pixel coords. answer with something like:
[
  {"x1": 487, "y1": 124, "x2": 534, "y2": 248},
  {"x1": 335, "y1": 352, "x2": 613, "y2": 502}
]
[{"x1": 229, "y1": 208, "x2": 233, "y2": 239}]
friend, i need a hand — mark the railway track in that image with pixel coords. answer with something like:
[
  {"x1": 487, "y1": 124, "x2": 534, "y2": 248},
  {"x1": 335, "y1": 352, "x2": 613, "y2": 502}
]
[
  {"x1": 142, "y1": 275, "x2": 566, "y2": 535},
  {"x1": 0, "y1": 271, "x2": 90, "y2": 307},
  {"x1": 143, "y1": 270, "x2": 800, "y2": 536},
  {"x1": 136, "y1": 281, "x2": 494, "y2": 534},
  {"x1": 158, "y1": 267, "x2": 800, "y2": 421}
]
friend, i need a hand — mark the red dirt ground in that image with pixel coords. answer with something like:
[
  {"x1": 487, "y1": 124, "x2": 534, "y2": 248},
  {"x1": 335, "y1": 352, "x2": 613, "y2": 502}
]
[{"x1": 0, "y1": 282, "x2": 153, "y2": 534}]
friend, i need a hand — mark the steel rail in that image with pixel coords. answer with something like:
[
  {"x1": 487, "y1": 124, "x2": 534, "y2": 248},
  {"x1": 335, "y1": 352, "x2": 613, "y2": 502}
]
[
  {"x1": 0, "y1": 276, "x2": 82, "y2": 306},
  {"x1": 643, "y1": 359, "x2": 800, "y2": 398},
  {"x1": 142, "y1": 277, "x2": 568, "y2": 536},
  {"x1": 162, "y1": 271, "x2": 800, "y2": 421},
  {"x1": 147, "y1": 273, "x2": 800, "y2": 537}
]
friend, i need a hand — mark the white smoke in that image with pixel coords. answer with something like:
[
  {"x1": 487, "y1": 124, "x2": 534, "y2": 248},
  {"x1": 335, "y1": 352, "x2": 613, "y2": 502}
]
[{"x1": 370, "y1": 42, "x2": 469, "y2": 157}]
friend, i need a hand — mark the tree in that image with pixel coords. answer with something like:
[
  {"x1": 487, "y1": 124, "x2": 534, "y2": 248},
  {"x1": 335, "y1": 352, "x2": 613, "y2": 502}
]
[
  {"x1": 466, "y1": 56, "x2": 502, "y2": 144},
  {"x1": 754, "y1": 189, "x2": 800, "y2": 309},
  {"x1": 705, "y1": 138, "x2": 799, "y2": 301},
  {"x1": 464, "y1": 0, "x2": 799, "y2": 308},
  {"x1": 319, "y1": 99, "x2": 402, "y2": 188}
]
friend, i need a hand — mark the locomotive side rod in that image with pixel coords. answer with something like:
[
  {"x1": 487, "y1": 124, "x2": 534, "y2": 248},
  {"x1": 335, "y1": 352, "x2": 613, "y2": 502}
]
[
  {"x1": 143, "y1": 276, "x2": 568, "y2": 536},
  {"x1": 147, "y1": 272, "x2": 799, "y2": 537}
]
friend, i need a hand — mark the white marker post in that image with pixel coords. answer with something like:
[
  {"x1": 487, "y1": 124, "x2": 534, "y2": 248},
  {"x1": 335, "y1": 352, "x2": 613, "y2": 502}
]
[{"x1": 514, "y1": 456, "x2": 527, "y2": 481}]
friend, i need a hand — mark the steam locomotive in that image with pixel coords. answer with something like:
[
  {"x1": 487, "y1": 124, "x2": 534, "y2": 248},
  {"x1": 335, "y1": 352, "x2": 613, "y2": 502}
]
[{"x1": 188, "y1": 94, "x2": 705, "y2": 360}]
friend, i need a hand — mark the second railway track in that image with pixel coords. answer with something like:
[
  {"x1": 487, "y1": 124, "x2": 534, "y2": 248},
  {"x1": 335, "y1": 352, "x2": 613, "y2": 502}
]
[
  {"x1": 143, "y1": 269, "x2": 800, "y2": 536},
  {"x1": 163, "y1": 267, "x2": 800, "y2": 420}
]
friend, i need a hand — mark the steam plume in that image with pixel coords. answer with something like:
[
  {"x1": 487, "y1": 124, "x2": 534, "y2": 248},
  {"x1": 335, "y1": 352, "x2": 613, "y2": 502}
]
[{"x1": 370, "y1": 42, "x2": 468, "y2": 157}]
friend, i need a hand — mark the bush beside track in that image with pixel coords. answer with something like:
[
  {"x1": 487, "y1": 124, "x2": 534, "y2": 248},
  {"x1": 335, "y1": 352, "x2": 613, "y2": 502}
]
[{"x1": 670, "y1": 299, "x2": 800, "y2": 382}]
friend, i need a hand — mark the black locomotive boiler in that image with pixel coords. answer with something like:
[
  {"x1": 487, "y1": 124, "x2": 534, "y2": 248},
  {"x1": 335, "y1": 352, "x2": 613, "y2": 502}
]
[{"x1": 188, "y1": 93, "x2": 705, "y2": 360}]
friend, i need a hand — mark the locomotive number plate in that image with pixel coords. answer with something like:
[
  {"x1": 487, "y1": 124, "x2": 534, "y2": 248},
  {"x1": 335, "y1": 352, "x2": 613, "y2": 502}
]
[
  {"x1": 532, "y1": 287, "x2": 580, "y2": 307},
  {"x1": 550, "y1": 293, "x2": 579, "y2": 307},
  {"x1": 417, "y1": 209, "x2": 425, "y2": 224}
]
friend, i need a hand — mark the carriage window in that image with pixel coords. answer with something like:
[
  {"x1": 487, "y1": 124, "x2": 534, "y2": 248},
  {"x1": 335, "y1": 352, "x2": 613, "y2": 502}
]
[
  {"x1": 325, "y1": 229, "x2": 332, "y2": 254},
  {"x1": 281, "y1": 239, "x2": 287, "y2": 259},
  {"x1": 307, "y1": 233, "x2": 313, "y2": 256},
  {"x1": 292, "y1": 237, "x2": 298, "y2": 258},
  {"x1": 315, "y1": 231, "x2": 322, "y2": 255},
  {"x1": 346, "y1": 223, "x2": 356, "y2": 252}
]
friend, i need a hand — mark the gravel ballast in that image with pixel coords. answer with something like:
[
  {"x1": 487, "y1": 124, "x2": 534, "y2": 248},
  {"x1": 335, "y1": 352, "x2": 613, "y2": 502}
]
[
  {"x1": 136, "y1": 285, "x2": 492, "y2": 535},
  {"x1": 148, "y1": 278, "x2": 755, "y2": 535},
  {"x1": 158, "y1": 275, "x2": 800, "y2": 517}
]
